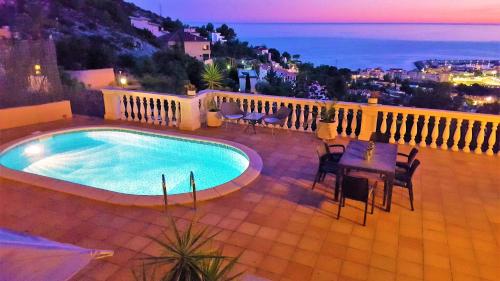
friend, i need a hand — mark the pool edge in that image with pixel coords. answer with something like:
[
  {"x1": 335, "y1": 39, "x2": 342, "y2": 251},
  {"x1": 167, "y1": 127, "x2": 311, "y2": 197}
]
[{"x1": 0, "y1": 125, "x2": 263, "y2": 207}]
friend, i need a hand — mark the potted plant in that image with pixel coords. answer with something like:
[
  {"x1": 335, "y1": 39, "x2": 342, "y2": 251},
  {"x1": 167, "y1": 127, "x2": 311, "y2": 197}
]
[
  {"x1": 206, "y1": 98, "x2": 223, "y2": 127},
  {"x1": 185, "y1": 83, "x2": 197, "y2": 96},
  {"x1": 368, "y1": 91, "x2": 380, "y2": 105},
  {"x1": 316, "y1": 101, "x2": 338, "y2": 140}
]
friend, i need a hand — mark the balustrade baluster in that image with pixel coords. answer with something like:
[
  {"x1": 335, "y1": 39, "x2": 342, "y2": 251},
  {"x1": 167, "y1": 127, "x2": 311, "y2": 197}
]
[
  {"x1": 175, "y1": 101, "x2": 181, "y2": 127},
  {"x1": 440, "y1": 117, "x2": 451, "y2": 150},
  {"x1": 463, "y1": 120, "x2": 474, "y2": 152},
  {"x1": 314, "y1": 105, "x2": 320, "y2": 132},
  {"x1": 335, "y1": 107, "x2": 341, "y2": 137},
  {"x1": 398, "y1": 113, "x2": 408, "y2": 144},
  {"x1": 409, "y1": 114, "x2": 418, "y2": 145},
  {"x1": 167, "y1": 100, "x2": 174, "y2": 127},
  {"x1": 139, "y1": 98, "x2": 146, "y2": 123},
  {"x1": 340, "y1": 108, "x2": 348, "y2": 137},
  {"x1": 420, "y1": 115, "x2": 430, "y2": 147},
  {"x1": 451, "y1": 118, "x2": 462, "y2": 151},
  {"x1": 127, "y1": 96, "x2": 133, "y2": 121},
  {"x1": 430, "y1": 116, "x2": 439, "y2": 148},
  {"x1": 132, "y1": 97, "x2": 139, "y2": 122},
  {"x1": 120, "y1": 95, "x2": 127, "y2": 120},
  {"x1": 147, "y1": 98, "x2": 154, "y2": 124},
  {"x1": 380, "y1": 111, "x2": 388, "y2": 134},
  {"x1": 298, "y1": 104, "x2": 305, "y2": 131},
  {"x1": 350, "y1": 109, "x2": 358, "y2": 138},
  {"x1": 238, "y1": 99, "x2": 245, "y2": 124},
  {"x1": 389, "y1": 113, "x2": 398, "y2": 143},
  {"x1": 291, "y1": 104, "x2": 298, "y2": 130},
  {"x1": 486, "y1": 122, "x2": 498, "y2": 156},
  {"x1": 307, "y1": 104, "x2": 314, "y2": 132},
  {"x1": 154, "y1": 99, "x2": 161, "y2": 125},
  {"x1": 161, "y1": 99, "x2": 168, "y2": 126},
  {"x1": 474, "y1": 121, "x2": 487, "y2": 154}
]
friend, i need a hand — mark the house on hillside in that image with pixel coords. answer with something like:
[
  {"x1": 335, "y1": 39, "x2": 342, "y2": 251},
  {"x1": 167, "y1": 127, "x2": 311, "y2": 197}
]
[
  {"x1": 259, "y1": 64, "x2": 297, "y2": 82},
  {"x1": 0, "y1": 26, "x2": 12, "y2": 39},
  {"x1": 158, "y1": 30, "x2": 211, "y2": 61},
  {"x1": 209, "y1": 32, "x2": 226, "y2": 44},
  {"x1": 130, "y1": 17, "x2": 167, "y2": 37},
  {"x1": 238, "y1": 69, "x2": 258, "y2": 93}
]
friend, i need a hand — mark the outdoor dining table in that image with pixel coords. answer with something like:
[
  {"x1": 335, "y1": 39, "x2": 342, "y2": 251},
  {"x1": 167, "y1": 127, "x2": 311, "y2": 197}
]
[{"x1": 336, "y1": 140, "x2": 398, "y2": 212}]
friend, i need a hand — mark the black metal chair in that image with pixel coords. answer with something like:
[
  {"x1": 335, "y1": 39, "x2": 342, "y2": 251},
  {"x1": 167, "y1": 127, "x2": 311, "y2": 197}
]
[
  {"x1": 370, "y1": 131, "x2": 390, "y2": 143},
  {"x1": 220, "y1": 102, "x2": 245, "y2": 128},
  {"x1": 263, "y1": 106, "x2": 292, "y2": 135},
  {"x1": 385, "y1": 159, "x2": 420, "y2": 211},
  {"x1": 312, "y1": 143, "x2": 345, "y2": 190},
  {"x1": 396, "y1": 148, "x2": 418, "y2": 172},
  {"x1": 337, "y1": 175, "x2": 376, "y2": 226}
]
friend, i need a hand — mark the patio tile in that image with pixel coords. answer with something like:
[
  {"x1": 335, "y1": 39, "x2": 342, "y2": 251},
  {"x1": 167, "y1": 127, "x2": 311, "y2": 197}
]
[{"x1": 1, "y1": 117, "x2": 498, "y2": 281}]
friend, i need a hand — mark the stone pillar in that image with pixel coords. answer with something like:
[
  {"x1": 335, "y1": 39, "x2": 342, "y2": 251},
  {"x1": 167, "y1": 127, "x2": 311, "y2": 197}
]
[
  {"x1": 358, "y1": 103, "x2": 379, "y2": 141},
  {"x1": 179, "y1": 97, "x2": 201, "y2": 131},
  {"x1": 102, "y1": 90, "x2": 121, "y2": 120}
]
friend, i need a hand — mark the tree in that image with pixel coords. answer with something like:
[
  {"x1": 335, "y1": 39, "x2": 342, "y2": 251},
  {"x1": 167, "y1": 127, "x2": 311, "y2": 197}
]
[
  {"x1": 216, "y1": 24, "x2": 236, "y2": 41},
  {"x1": 162, "y1": 17, "x2": 183, "y2": 32},
  {"x1": 282, "y1": 52, "x2": 291, "y2": 61},
  {"x1": 206, "y1": 23, "x2": 214, "y2": 32},
  {"x1": 202, "y1": 64, "x2": 224, "y2": 89},
  {"x1": 477, "y1": 102, "x2": 500, "y2": 114},
  {"x1": 268, "y1": 48, "x2": 281, "y2": 62}
]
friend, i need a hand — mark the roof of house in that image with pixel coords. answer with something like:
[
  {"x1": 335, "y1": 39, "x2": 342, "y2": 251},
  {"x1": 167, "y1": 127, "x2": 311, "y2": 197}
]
[
  {"x1": 238, "y1": 69, "x2": 258, "y2": 78},
  {"x1": 158, "y1": 30, "x2": 208, "y2": 43}
]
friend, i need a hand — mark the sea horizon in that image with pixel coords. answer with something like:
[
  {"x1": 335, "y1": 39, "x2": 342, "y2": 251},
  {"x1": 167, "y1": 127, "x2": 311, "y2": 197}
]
[{"x1": 190, "y1": 22, "x2": 500, "y2": 70}]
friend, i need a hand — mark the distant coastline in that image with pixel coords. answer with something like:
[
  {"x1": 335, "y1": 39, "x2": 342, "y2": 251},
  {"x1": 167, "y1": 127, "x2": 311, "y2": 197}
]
[{"x1": 191, "y1": 22, "x2": 500, "y2": 70}]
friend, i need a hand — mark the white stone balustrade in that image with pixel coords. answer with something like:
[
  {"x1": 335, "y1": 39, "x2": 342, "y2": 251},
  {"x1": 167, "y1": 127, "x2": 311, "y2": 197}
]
[{"x1": 101, "y1": 88, "x2": 500, "y2": 156}]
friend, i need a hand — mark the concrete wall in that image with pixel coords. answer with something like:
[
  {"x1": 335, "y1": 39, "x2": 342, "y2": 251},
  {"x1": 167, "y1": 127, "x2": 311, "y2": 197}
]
[
  {"x1": 67, "y1": 68, "x2": 116, "y2": 90},
  {"x1": 0, "y1": 101, "x2": 72, "y2": 130}
]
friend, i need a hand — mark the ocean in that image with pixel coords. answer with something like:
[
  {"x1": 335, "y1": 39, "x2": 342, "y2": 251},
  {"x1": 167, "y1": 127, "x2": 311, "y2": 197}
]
[{"x1": 204, "y1": 23, "x2": 500, "y2": 70}]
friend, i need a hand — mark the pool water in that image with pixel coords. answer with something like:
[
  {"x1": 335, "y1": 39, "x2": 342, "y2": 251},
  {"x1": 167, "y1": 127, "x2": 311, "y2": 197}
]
[{"x1": 0, "y1": 129, "x2": 249, "y2": 195}]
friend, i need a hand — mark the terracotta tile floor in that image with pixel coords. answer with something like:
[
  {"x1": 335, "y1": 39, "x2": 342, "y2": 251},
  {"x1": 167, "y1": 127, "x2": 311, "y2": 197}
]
[{"x1": 1, "y1": 116, "x2": 499, "y2": 281}]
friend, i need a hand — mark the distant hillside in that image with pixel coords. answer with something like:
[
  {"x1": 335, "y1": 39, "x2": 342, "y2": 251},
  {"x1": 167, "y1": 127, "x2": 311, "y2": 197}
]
[{"x1": 1, "y1": 0, "x2": 184, "y2": 69}]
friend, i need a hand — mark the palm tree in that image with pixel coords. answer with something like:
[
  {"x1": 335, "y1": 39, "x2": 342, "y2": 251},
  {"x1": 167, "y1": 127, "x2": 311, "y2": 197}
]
[
  {"x1": 202, "y1": 63, "x2": 223, "y2": 90},
  {"x1": 140, "y1": 217, "x2": 235, "y2": 281}
]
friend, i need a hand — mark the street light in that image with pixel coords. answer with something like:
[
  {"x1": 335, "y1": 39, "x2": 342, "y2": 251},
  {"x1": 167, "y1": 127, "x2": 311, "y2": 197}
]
[
  {"x1": 34, "y1": 64, "x2": 41, "y2": 75},
  {"x1": 119, "y1": 76, "x2": 128, "y2": 88}
]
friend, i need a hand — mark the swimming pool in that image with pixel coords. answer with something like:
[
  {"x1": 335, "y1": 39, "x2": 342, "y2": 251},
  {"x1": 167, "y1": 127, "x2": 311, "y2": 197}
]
[{"x1": 0, "y1": 127, "x2": 262, "y2": 205}]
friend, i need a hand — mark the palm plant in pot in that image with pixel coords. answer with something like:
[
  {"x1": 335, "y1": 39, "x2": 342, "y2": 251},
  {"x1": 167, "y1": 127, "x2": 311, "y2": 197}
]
[
  {"x1": 137, "y1": 217, "x2": 243, "y2": 281},
  {"x1": 316, "y1": 101, "x2": 338, "y2": 140},
  {"x1": 207, "y1": 99, "x2": 223, "y2": 127},
  {"x1": 185, "y1": 83, "x2": 197, "y2": 96}
]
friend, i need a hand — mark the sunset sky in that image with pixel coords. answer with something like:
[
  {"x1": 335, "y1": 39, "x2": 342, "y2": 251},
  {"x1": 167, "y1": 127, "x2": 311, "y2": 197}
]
[{"x1": 130, "y1": 0, "x2": 500, "y2": 24}]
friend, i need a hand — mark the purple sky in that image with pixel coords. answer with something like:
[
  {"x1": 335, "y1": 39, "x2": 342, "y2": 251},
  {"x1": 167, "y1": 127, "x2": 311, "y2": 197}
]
[{"x1": 129, "y1": 0, "x2": 500, "y2": 24}]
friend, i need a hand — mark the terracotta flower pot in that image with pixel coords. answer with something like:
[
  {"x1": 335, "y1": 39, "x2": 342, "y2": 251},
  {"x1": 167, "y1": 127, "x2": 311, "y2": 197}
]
[
  {"x1": 207, "y1": 111, "x2": 223, "y2": 127},
  {"x1": 316, "y1": 121, "x2": 338, "y2": 140},
  {"x1": 368, "y1": 97, "x2": 378, "y2": 105}
]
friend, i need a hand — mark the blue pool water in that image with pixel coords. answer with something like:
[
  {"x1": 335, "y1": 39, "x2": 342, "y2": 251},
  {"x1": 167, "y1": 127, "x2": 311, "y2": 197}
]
[{"x1": 0, "y1": 129, "x2": 249, "y2": 195}]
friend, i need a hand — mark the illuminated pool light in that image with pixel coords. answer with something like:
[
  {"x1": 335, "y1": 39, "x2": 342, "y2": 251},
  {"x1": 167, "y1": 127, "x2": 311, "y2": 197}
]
[{"x1": 24, "y1": 144, "x2": 43, "y2": 156}]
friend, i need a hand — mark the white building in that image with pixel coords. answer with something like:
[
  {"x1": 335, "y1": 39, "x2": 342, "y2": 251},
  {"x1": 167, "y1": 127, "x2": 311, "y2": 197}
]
[
  {"x1": 238, "y1": 69, "x2": 258, "y2": 93},
  {"x1": 130, "y1": 17, "x2": 167, "y2": 37},
  {"x1": 208, "y1": 32, "x2": 226, "y2": 44},
  {"x1": 259, "y1": 64, "x2": 297, "y2": 82}
]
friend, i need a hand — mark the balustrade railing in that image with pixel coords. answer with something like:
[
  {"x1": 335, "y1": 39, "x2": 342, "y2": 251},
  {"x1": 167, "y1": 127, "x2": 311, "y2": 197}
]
[
  {"x1": 118, "y1": 91, "x2": 181, "y2": 127},
  {"x1": 211, "y1": 91, "x2": 363, "y2": 138},
  {"x1": 374, "y1": 106, "x2": 500, "y2": 155},
  {"x1": 101, "y1": 88, "x2": 500, "y2": 156}
]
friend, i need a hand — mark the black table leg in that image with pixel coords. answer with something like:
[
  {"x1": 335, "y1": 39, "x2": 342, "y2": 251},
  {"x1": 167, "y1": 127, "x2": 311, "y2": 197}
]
[
  {"x1": 334, "y1": 167, "x2": 343, "y2": 201},
  {"x1": 385, "y1": 174, "x2": 394, "y2": 212}
]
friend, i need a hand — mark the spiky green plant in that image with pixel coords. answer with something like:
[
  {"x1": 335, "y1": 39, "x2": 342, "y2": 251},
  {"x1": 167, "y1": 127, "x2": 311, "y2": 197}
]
[
  {"x1": 200, "y1": 252, "x2": 244, "y2": 281},
  {"x1": 141, "y1": 217, "x2": 230, "y2": 281},
  {"x1": 202, "y1": 64, "x2": 224, "y2": 90}
]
